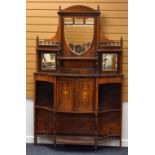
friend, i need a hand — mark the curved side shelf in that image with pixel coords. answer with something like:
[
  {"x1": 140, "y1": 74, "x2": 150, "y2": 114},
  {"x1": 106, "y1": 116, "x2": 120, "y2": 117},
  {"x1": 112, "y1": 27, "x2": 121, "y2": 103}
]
[
  {"x1": 97, "y1": 135, "x2": 121, "y2": 144},
  {"x1": 36, "y1": 131, "x2": 54, "y2": 134},
  {"x1": 99, "y1": 109, "x2": 121, "y2": 114},
  {"x1": 56, "y1": 111, "x2": 95, "y2": 114},
  {"x1": 36, "y1": 105, "x2": 54, "y2": 112}
]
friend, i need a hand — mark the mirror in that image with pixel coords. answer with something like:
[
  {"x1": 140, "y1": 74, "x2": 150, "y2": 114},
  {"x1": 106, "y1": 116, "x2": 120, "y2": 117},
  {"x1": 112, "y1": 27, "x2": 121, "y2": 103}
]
[
  {"x1": 102, "y1": 54, "x2": 117, "y2": 71},
  {"x1": 41, "y1": 53, "x2": 56, "y2": 70},
  {"x1": 64, "y1": 17, "x2": 94, "y2": 55}
]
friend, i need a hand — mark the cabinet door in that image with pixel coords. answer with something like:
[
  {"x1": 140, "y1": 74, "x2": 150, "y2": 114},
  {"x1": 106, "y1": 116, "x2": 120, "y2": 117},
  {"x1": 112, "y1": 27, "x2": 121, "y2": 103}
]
[
  {"x1": 75, "y1": 78, "x2": 95, "y2": 112},
  {"x1": 57, "y1": 78, "x2": 75, "y2": 111}
]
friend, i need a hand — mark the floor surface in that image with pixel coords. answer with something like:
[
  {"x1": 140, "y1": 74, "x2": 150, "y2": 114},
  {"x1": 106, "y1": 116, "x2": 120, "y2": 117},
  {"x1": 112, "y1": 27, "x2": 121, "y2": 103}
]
[{"x1": 26, "y1": 144, "x2": 128, "y2": 155}]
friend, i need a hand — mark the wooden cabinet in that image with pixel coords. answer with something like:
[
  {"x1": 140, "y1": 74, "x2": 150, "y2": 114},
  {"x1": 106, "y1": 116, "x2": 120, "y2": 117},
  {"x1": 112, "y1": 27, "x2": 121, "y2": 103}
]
[{"x1": 34, "y1": 5, "x2": 123, "y2": 149}]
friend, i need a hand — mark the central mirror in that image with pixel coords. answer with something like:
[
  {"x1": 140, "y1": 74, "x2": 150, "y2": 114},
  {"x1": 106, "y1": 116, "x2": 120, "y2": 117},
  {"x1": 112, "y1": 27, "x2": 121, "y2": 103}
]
[{"x1": 64, "y1": 17, "x2": 94, "y2": 55}]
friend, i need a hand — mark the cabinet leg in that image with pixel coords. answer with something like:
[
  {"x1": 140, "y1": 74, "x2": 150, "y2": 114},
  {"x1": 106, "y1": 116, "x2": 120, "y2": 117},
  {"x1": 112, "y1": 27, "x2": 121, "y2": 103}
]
[
  {"x1": 53, "y1": 113, "x2": 56, "y2": 150},
  {"x1": 34, "y1": 135, "x2": 37, "y2": 145},
  {"x1": 54, "y1": 138, "x2": 56, "y2": 150},
  {"x1": 53, "y1": 132, "x2": 56, "y2": 150},
  {"x1": 94, "y1": 144, "x2": 98, "y2": 150},
  {"x1": 95, "y1": 137, "x2": 98, "y2": 150},
  {"x1": 119, "y1": 139, "x2": 122, "y2": 148}
]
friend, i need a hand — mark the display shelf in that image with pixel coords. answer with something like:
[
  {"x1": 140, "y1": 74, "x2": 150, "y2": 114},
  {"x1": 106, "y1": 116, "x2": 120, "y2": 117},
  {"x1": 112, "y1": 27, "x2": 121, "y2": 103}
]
[
  {"x1": 98, "y1": 109, "x2": 121, "y2": 113},
  {"x1": 57, "y1": 56, "x2": 98, "y2": 60},
  {"x1": 37, "y1": 47, "x2": 60, "y2": 51},
  {"x1": 36, "y1": 105, "x2": 54, "y2": 112},
  {"x1": 56, "y1": 111, "x2": 96, "y2": 114},
  {"x1": 54, "y1": 136, "x2": 95, "y2": 145}
]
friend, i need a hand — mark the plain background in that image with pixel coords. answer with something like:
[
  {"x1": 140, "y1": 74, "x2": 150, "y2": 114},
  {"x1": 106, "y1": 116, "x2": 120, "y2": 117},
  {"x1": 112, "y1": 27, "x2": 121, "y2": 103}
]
[{"x1": 0, "y1": 0, "x2": 155, "y2": 155}]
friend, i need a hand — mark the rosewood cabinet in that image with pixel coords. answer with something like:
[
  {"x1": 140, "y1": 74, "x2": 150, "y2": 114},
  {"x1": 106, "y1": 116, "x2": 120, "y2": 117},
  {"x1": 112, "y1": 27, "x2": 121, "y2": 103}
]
[{"x1": 34, "y1": 5, "x2": 123, "y2": 149}]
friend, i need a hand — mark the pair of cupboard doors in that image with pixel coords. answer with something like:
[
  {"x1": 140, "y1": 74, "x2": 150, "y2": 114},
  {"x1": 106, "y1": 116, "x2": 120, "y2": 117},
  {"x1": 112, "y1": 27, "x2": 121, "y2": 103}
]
[{"x1": 57, "y1": 77, "x2": 95, "y2": 112}]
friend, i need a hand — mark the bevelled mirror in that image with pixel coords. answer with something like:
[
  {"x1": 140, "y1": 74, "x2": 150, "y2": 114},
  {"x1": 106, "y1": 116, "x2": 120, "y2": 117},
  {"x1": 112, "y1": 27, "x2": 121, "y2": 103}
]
[
  {"x1": 64, "y1": 17, "x2": 94, "y2": 55},
  {"x1": 41, "y1": 53, "x2": 56, "y2": 70},
  {"x1": 102, "y1": 54, "x2": 117, "y2": 71}
]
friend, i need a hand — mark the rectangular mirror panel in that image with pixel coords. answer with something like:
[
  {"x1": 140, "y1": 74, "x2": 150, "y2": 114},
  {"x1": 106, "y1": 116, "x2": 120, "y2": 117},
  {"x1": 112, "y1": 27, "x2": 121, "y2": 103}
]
[
  {"x1": 41, "y1": 53, "x2": 56, "y2": 70},
  {"x1": 102, "y1": 54, "x2": 117, "y2": 71}
]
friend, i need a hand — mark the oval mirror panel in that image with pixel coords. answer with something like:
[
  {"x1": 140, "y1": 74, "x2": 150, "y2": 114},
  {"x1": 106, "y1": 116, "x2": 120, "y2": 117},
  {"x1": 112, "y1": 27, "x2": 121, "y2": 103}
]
[{"x1": 64, "y1": 17, "x2": 94, "y2": 55}]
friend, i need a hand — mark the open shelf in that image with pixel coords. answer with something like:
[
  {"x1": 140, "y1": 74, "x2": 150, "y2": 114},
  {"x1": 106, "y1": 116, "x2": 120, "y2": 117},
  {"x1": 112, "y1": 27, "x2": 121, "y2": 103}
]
[
  {"x1": 97, "y1": 136, "x2": 121, "y2": 145},
  {"x1": 97, "y1": 49, "x2": 122, "y2": 52},
  {"x1": 36, "y1": 105, "x2": 54, "y2": 112},
  {"x1": 56, "y1": 111, "x2": 95, "y2": 114},
  {"x1": 36, "y1": 131, "x2": 54, "y2": 134},
  {"x1": 99, "y1": 109, "x2": 121, "y2": 114},
  {"x1": 55, "y1": 136, "x2": 95, "y2": 145},
  {"x1": 37, "y1": 47, "x2": 60, "y2": 51},
  {"x1": 98, "y1": 83, "x2": 121, "y2": 112},
  {"x1": 57, "y1": 56, "x2": 97, "y2": 60},
  {"x1": 36, "y1": 81, "x2": 54, "y2": 110}
]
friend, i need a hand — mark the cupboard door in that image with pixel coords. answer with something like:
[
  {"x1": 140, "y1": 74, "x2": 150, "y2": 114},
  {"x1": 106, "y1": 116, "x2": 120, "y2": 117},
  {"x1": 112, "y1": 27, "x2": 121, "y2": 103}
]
[
  {"x1": 57, "y1": 78, "x2": 75, "y2": 111},
  {"x1": 75, "y1": 78, "x2": 95, "y2": 112}
]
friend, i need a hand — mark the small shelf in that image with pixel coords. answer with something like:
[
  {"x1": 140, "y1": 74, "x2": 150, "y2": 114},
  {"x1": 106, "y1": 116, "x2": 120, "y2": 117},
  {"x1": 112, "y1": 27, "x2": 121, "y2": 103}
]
[
  {"x1": 97, "y1": 49, "x2": 122, "y2": 52},
  {"x1": 97, "y1": 135, "x2": 121, "y2": 144},
  {"x1": 56, "y1": 111, "x2": 95, "y2": 114},
  {"x1": 36, "y1": 131, "x2": 54, "y2": 134},
  {"x1": 55, "y1": 135, "x2": 95, "y2": 145},
  {"x1": 57, "y1": 56, "x2": 97, "y2": 60},
  {"x1": 99, "y1": 109, "x2": 121, "y2": 114},
  {"x1": 36, "y1": 105, "x2": 54, "y2": 112},
  {"x1": 37, "y1": 47, "x2": 60, "y2": 51}
]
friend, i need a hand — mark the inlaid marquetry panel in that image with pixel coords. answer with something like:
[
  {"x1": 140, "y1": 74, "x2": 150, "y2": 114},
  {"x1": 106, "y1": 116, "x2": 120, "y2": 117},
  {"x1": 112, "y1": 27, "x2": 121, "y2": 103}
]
[
  {"x1": 57, "y1": 78, "x2": 75, "y2": 111},
  {"x1": 75, "y1": 78, "x2": 95, "y2": 112}
]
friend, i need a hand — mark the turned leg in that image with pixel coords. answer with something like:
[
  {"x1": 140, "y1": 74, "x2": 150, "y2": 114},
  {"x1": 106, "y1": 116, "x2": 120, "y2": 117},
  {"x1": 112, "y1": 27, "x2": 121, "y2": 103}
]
[{"x1": 34, "y1": 135, "x2": 37, "y2": 145}]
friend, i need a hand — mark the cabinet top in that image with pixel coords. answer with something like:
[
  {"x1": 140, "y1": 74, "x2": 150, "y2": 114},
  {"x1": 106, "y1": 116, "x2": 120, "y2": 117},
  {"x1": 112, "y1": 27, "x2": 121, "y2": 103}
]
[{"x1": 34, "y1": 72, "x2": 123, "y2": 78}]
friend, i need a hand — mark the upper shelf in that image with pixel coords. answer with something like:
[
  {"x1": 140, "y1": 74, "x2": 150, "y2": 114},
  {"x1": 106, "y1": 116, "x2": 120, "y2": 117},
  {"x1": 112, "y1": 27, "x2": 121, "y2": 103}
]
[
  {"x1": 37, "y1": 39, "x2": 61, "y2": 51},
  {"x1": 97, "y1": 41, "x2": 122, "y2": 51},
  {"x1": 97, "y1": 49, "x2": 122, "y2": 52},
  {"x1": 57, "y1": 56, "x2": 98, "y2": 60},
  {"x1": 38, "y1": 40, "x2": 60, "y2": 46},
  {"x1": 37, "y1": 47, "x2": 60, "y2": 51},
  {"x1": 99, "y1": 41, "x2": 121, "y2": 47}
]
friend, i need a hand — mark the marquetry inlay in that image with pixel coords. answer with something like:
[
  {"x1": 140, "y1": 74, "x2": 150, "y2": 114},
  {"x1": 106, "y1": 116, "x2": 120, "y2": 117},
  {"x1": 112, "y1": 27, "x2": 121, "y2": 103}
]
[
  {"x1": 81, "y1": 84, "x2": 90, "y2": 106},
  {"x1": 62, "y1": 83, "x2": 68, "y2": 96}
]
